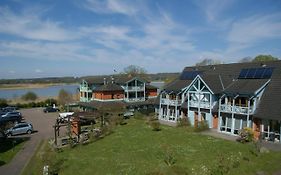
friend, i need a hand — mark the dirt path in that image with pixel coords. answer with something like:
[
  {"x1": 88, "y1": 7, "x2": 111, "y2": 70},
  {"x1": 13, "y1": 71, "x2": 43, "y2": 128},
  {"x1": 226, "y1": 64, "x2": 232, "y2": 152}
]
[{"x1": 0, "y1": 108, "x2": 58, "y2": 175}]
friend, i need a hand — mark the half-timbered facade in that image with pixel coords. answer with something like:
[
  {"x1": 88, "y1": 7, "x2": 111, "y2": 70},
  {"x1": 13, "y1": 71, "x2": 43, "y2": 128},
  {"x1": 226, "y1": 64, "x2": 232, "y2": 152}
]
[{"x1": 159, "y1": 60, "x2": 281, "y2": 143}]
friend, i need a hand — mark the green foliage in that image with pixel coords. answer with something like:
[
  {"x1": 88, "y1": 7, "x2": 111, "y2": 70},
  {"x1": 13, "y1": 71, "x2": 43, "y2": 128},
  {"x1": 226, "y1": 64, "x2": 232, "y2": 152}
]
[
  {"x1": 13, "y1": 99, "x2": 57, "y2": 109},
  {"x1": 177, "y1": 117, "x2": 191, "y2": 127},
  {"x1": 210, "y1": 152, "x2": 242, "y2": 175},
  {"x1": 150, "y1": 120, "x2": 161, "y2": 131},
  {"x1": 0, "y1": 138, "x2": 27, "y2": 165},
  {"x1": 194, "y1": 120, "x2": 209, "y2": 132},
  {"x1": 162, "y1": 145, "x2": 176, "y2": 166},
  {"x1": 21, "y1": 91, "x2": 38, "y2": 101},
  {"x1": 237, "y1": 127, "x2": 254, "y2": 143},
  {"x1": 22, "y1": 119, "x2": 281, "y2": 175},
  {"x1": 0, "y1": 98, "x2": 8, "y2": 108},
  {"x1": 57, "y1": 89, "x2": 73, "y2": 106},
  {"x1": 252, "y1": 55, "x2": 278, "y2": 62}
]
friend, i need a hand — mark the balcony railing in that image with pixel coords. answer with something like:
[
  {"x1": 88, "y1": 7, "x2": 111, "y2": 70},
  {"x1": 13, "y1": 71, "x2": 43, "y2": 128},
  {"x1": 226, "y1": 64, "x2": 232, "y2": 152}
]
[
  {"x1": 189, "y1": 100, "x2": 211, "y2": 108},
  {"x1": 125, "y1": 97, "x2": 145, "y2": 102},
  {"x1": 124, "y1": 86, "x2": 145, "y2": 91},
  {"x1": 220, "y1": 104, "x2": 254, "y2": 115},
  {"x1": 161, "y1": 98, "x2": 181, "y2": 106}
]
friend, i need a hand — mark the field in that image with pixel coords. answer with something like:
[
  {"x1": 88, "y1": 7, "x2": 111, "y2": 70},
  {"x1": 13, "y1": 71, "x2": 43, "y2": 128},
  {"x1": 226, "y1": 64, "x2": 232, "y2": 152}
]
[{"x1": 23, "y1": 118, "x2": 281, "y2": 175}]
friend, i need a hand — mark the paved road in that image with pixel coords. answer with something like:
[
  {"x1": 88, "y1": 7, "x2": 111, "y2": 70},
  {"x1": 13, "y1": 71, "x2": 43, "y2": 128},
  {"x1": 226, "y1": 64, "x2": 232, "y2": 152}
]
[{"x1": 0, "y1": 108, "x2": 58, "y2": 175}]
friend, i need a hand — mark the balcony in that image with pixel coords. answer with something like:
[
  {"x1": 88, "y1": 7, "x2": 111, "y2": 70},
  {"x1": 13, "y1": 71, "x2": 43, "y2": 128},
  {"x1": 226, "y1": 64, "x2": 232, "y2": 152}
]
[
  {"x1": 125, "y1": 97, "x2": 145, "y2": 102},
  {"x1": 220, "y1": 104, "x2": 254, "y2": 115},
  {"x1": 189, "y1": 100, "x2": 211, "y2": 108},
  {"x1": 124, "y1": 86, "x2": 145, "y2": 91},
  {"x1": 161, "y1": 98, "x2": 181, "y2": 106}
]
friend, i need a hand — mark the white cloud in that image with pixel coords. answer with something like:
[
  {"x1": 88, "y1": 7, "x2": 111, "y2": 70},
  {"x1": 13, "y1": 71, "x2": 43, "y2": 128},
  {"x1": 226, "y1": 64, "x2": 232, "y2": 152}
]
[
  {"x1": 0, "y1": 7, "x2": 75, "y2": 41},
  {"x1": 194, "y1": 0, "x2": 234, "y2": 22},
  {"x1": 228, "y1": 13, "x2": 281, "y2": 44},
  {"x1": 226, "y1": 13, "x2": 281, "y2": 54},
  {"x1": 83, "y1": 0, "x2": 138, "y2": 16},
  {"x1": 35, "y1": 69, "x2": 43, "y2": 73}
]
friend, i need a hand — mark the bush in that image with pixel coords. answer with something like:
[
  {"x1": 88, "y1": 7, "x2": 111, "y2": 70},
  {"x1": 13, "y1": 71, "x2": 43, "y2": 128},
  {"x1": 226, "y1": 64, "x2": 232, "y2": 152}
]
[
  {"x1": 0, "y1": 98, "x2": 8, "y2": 108},
  {"x1": 177, "y1": 117, "x2": 191, "y2": 127},
  {"x1": 237, "y1": 127, "x2": 254, "y2": 143},
  {"x1": 21, "y1": 91, "x2": 38, "y2": 101},
  {"x1": 194, "y1": 120, "x2": 209, "y2": 132},
  {"x1": 150, "y1": 120, "x2": 161, "y2": 131}
]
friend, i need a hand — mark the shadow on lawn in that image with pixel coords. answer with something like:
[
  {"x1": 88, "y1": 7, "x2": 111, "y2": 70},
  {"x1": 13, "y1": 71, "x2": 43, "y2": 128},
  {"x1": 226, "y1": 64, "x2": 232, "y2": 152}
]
[
  {"x1": 0, "y1": 137, "x2": 30, "y2": 153},
  {"x1": 0, "y1": 137, "x2": 30, "y2": 166}
]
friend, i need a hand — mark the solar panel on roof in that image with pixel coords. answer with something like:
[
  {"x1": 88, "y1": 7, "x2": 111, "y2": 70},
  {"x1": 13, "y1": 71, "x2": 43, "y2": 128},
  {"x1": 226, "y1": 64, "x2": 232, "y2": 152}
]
[
  {"x1": 246, "y1": 68, "x2": 257, "y2": 78},
  {"x1": 262, "y1": 67, "x2": 274, "y2": 78},
  {"x1": 238, "y1": 67, "x2": 274, "y2": 79},
  {"x1": 254, "y1": 68, "x2": 266, "y2": 78},
  {"x1": 238, "y1": 69, "x2": 248, "y2": 78},
  {"x1": 180, "y1": 71, "x2": 201, "y2": 80}
]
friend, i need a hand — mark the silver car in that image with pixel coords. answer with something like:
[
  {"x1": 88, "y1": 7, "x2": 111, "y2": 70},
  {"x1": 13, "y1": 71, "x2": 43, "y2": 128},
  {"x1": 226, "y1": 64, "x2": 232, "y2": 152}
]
[{"x1": 6, "y1": 122, "x2": 33, "y2": 136}]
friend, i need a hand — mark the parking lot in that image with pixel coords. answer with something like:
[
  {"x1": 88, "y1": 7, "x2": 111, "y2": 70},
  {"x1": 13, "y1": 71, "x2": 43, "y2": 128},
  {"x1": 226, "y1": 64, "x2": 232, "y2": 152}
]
[{"x1": 0, "y1": 108, "x2": 59, "y2": 175}]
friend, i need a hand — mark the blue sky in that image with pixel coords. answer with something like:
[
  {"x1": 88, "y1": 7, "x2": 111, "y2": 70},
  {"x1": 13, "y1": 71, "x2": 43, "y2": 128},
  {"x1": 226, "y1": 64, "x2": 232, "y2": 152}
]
[{"x1": 0, "y1": 0, "x2": 281, "y2": 79}]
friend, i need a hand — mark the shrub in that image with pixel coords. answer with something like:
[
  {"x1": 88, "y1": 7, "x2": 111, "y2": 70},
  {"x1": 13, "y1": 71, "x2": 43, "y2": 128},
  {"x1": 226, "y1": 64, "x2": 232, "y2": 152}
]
[
  {"x1": 0, "y1": 98, "x2": 8, "y2": 108},
  {"x1": 194, "y1": 120, "x2": 209, "y2": 132},
  {"x1": 177, "y1": 117, "x2": 191, "y2": 127},
  {"x1": 134, "y1": 112, "x2": 145, "y2": 120},
  {"x1": 150, "y1": 120, "x2": 161, "y2": 131},
  {"x1": 21, "y1": 91, "x2": 38, "y2": 101},
  {"x1": 237, "y1": 127, "x2": 254, "y2": 143},
  {"x1": 161, "y1": 145, "x2": 176, "y2": 167}
]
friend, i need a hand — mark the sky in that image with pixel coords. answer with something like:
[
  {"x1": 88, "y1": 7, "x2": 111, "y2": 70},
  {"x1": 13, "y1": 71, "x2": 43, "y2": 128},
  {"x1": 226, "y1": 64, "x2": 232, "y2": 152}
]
[{"x1": 0, "y1": 0, "x2": 281, "y2": 79}]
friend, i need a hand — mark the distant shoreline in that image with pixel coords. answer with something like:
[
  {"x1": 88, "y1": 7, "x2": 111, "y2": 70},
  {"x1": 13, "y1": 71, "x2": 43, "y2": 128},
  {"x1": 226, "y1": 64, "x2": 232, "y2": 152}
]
[{"x1": 0, "y1": 83, "x2": 78, "y2": 90}]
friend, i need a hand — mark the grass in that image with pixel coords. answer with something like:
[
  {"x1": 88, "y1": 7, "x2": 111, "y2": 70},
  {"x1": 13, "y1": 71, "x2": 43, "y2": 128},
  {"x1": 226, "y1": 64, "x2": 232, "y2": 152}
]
[
  {"x1": 23, "y1": 119, "x2": 281, "y2": 175},
  {"x1": 0, "y1": 137, "x2": 27, "y2": 166}
]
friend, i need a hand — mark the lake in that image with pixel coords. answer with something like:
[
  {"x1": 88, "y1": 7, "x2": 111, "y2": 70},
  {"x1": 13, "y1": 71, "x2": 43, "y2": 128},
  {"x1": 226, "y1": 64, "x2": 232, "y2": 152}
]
[{"x1": 0, "y1": 84, "x2": 79, "y2": 99}]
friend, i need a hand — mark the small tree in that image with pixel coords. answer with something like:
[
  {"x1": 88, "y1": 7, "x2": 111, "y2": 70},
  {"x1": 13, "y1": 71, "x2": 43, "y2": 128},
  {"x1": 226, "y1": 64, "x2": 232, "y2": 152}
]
[
  {"x1": 21, "y1": 91, "x2": 38, "y2": 101},
  {"x1": 0, "y1": 98, "x2": 8, "y2": 108},
  {"x1": 252, "y1": 55, "x2": 278, "y2": 62},
  {"x1": 57, "y1": 89, "x2": 73, "y2": 107},
  {"x1": 195, "y1": 58, "x2": 222, "y2": 66},
  {"x1": 123, "y1": 65, "x2": 147, "y2": 77}
]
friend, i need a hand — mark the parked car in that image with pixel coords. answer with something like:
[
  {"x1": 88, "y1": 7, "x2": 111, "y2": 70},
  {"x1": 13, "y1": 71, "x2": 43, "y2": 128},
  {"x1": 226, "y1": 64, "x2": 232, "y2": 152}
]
[
  {"x1": 5, "y1": 122, "x2": 33, "y2": 136},
  {"x1": 123, "y1": 111, "x2": 134, "y2": 119},
  {"x1": 43, "y1": 107, "x2": 60, "y2": 113},
  {"x1": 2, "y1": 106, "x2": 17, "y2": 112},
  {"x1": 0, "y1": 111, "x2": 22, "y2": 123},
  {"x1": 58, "y1": 112, "x2": 74, "y2": 122}
]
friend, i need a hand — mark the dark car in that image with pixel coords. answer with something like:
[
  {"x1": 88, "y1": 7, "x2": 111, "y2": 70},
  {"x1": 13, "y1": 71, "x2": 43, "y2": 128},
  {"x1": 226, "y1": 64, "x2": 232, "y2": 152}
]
[
  {"x1": 5, "y1": 122, "x2": 33, "y2": 136},
  {"x1": 2, "y1": 106, "x2": 17, "y2": 112},
  {"x1": 0, "y1": 111, "x2": 22, "y2": 123},
  {"x1": 43, "y1": 107, "x2": 60, "y2": 113}
]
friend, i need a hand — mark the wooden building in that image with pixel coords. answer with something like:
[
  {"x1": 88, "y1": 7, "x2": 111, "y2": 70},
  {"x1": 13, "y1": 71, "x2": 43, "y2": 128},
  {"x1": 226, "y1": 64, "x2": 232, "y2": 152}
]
[
  {"x1": 79, "y1": 75, "x2": 158, "y2": 110},
  {"x1": 159, "y1": 60, "x2": 281, "y2": 143}
]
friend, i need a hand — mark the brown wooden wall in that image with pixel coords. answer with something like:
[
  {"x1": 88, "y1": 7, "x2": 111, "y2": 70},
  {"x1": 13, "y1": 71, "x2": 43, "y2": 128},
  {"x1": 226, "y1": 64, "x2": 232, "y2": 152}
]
[
  {"x1": 147, "y1": 89, "x2": 157, "y2": 97},
  {"x1": 212, "y1": 114, "x2": 218, "y2": 129},
  {"x1": 94, "y1": 91, "x2": 124, "y2": 100},
  {"x1": 253, "y1": 118, "x2": 261, "y2": 140}
]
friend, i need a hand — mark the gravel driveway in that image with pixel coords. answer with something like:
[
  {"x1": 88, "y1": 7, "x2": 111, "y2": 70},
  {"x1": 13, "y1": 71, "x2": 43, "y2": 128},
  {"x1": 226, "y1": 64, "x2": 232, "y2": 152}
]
[{"x1": 0, "y1": 108, "x2": 58, "y2": 175}]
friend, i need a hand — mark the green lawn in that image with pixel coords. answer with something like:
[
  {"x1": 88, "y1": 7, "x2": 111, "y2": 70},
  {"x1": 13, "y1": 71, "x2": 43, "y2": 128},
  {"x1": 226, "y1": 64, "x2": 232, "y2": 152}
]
[
  {"x1": 0, "y1": 137, "x2": 27, "y2": 166},
  {"x1": 24, "y1": 119, "x2": 281, "y2": 175}
]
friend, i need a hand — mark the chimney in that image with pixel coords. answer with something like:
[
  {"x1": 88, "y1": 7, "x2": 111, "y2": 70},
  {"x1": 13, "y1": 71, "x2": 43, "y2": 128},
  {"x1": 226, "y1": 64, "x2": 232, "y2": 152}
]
[{"x1": 103, "y1": 78, "x2": 106, "y2": 85}]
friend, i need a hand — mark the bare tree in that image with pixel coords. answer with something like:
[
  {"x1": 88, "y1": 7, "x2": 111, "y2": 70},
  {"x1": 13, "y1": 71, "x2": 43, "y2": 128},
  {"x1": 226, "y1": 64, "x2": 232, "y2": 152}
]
[
  {"x1": 57, "y1": 89, "x2": 73, "y2": 107},
  {"x1": 122, "y1": 65, "x2": 147, "y2": 77},
  {"x1": 195, "y1": 58, "x2": 222, "y2": 66}
]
